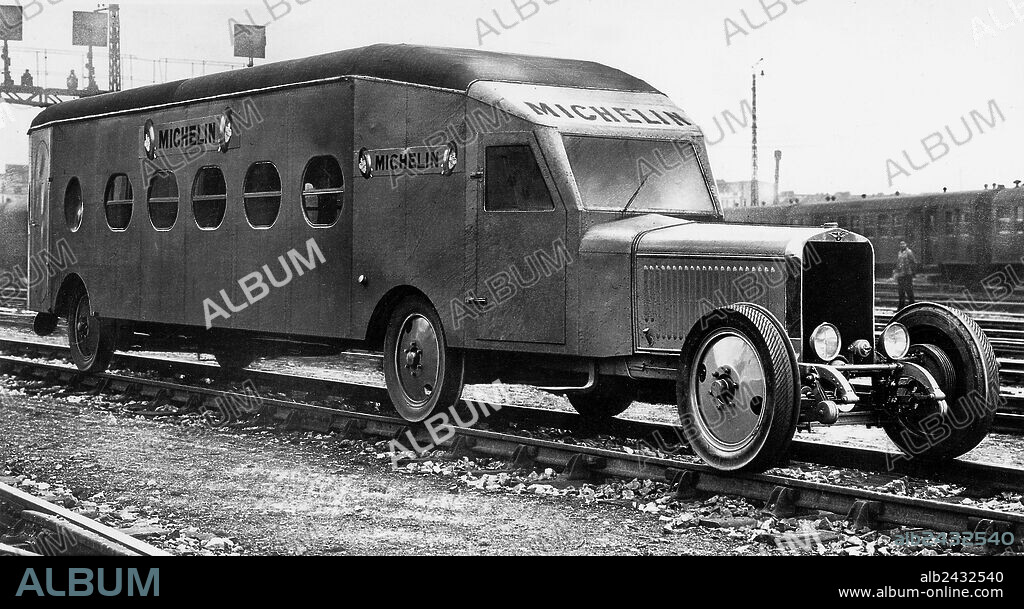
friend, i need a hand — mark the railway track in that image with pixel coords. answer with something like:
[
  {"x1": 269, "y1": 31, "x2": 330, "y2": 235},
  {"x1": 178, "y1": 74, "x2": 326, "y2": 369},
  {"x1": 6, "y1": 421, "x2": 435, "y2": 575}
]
[
  {"x1": 1, "y1": 338, "x2": 1023, "y2": 542},
  {"x1": 0, "y1": 482, "x2": 170, "y2": 557}
]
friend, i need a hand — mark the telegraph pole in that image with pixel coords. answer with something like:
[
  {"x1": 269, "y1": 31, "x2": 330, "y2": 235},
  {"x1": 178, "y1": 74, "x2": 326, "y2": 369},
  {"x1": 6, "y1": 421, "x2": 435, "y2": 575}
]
[
  {"x1": 751, "y1": 59, "x2": 764, "y2": 208},
  {"x1": 774, "y1": 150, "x2": 782, "y2": 206}
]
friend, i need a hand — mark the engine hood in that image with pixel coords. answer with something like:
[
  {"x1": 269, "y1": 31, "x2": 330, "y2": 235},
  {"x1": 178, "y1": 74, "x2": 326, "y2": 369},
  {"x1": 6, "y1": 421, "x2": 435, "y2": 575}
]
[{"x1": 580, "y1": 214, "x2": 869, "y2": 259}]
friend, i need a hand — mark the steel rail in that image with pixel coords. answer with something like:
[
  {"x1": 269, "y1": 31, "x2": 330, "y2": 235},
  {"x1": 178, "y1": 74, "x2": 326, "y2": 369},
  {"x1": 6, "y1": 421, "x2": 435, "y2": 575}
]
[
  {"x1": 0, "y1": 483, "x2": 171, "y2": 557},
  {"x1": 1, "y1": 340, "x2": 1023, "y2": 538}
]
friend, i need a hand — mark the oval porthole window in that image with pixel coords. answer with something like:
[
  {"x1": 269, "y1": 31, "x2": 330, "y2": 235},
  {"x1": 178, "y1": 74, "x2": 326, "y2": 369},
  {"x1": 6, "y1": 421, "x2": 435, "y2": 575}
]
[
  {"x1": 147, "y1": 171, "x2": 179, "y2": 231},
  {"x1": 243, "y1": 162, "x2": 282, "y2": 228},
  {"x1": 192, "y1": 167, "x2": 227, "y2": 230},
  {"x1": 104, "y1": 174, "x2": 134, "y2": 231},
  {"x1": 64, "y1": 178, "x2": 84, "y2": 232},
  {"x1": 301, "y1": 156, "x2": 344, "y2": 227}
]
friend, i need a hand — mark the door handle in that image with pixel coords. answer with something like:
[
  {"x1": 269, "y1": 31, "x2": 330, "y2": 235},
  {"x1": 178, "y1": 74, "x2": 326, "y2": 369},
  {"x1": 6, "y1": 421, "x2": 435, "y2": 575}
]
[
  {"x1": 470, "y1": 170, "x2": 484, "y2": 181},
  {"x1": 466, "y1": 297, "x2": 489, "y2": 307}
]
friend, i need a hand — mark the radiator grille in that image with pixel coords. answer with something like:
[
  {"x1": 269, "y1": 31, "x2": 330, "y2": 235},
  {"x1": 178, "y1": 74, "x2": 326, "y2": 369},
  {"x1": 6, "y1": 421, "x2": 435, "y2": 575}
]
[{"x1": 635, "y1": 258, "x2": 789, "y2": 352}]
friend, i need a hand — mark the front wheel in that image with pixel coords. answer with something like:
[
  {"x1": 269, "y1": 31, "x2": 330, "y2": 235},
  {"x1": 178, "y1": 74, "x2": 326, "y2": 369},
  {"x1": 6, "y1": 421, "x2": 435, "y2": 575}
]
[
  {"x1": 677, "y1": 304, "x2": 799, "y2": 472},
  {"x1": 883, "y1": 304, "x2": 1000, "y2": 461},
  {"x1": 68, "y1": 291, "x2": 116, "y2": 373},
  {"x1": 383, "y1": 296, "x2": 465, "y2": 423}
]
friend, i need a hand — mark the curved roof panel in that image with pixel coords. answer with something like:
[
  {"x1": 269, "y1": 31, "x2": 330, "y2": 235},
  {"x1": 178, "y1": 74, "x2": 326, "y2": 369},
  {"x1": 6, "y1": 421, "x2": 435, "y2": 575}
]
[{"x1": 30, "y1": 44, "x2": 658, "y2": 131}]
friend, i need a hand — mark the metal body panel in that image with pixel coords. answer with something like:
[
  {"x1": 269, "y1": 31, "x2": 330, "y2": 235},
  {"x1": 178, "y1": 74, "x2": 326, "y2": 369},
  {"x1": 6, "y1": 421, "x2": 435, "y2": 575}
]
[
  {"x1": 27, "y1": 131, "x2": 51, "y2": 309},
  {"x1": 351, "y1": 80, "x2": 468, "y2": 344},
  {"x1": 468, "y1": 131, "x2": 568, "y2": 346},
  {"x1": 634, "y1": 257, "x2": 790, "y2": 354},
  {"x1": 35, "y1": 84, "x2": 355, "y2": 337}
]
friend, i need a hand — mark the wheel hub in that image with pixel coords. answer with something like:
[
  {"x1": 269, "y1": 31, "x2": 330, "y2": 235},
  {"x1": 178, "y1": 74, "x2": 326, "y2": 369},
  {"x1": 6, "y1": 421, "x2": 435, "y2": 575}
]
[
  {"x1": 690, "y1": 331, "x2": 768, "y2": 449},
  {"x1": 709, "y1": 366, "x2": 739, "y2": 406},
  {"x1": 404, "y1": 343, "x2": 424, "y2": 376},
  {"x1": 394, "y1": 314, "x2": 440, "y2": 405}
]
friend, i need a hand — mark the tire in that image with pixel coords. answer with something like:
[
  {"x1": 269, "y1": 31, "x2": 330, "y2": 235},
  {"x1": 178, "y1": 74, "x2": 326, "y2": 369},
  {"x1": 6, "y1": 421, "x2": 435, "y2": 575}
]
[
  {"x1": 212, "y1": 349, "x2": 258, "y2": 371},
  {"x1": 677, "y1": 304, "x2": 799, "y2": 472},
  {"x1": 68, "y1": 291, "x2": 116, "y2": 373},
  {"x1": 884, "y1": 303, "x2": 1000, "y2": 461},
  {"x1": 383, "y1": 296, "x2": 465, "y2": 423},
  {"x1": 566, "y1": 376, "x2": 636, "y2": 419}
]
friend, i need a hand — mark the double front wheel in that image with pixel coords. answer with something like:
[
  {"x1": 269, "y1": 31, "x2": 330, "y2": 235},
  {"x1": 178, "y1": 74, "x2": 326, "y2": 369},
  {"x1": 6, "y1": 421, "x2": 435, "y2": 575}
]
[{"x1": 677, "y1": 304, "x2": 800, "y2": 472}]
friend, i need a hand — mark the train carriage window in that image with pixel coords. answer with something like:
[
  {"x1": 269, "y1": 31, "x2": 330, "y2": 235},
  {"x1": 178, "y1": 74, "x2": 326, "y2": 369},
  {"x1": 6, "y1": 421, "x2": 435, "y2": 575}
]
[
  {"x1": 301, "y1": 156, "x2": 344, "y2": 227},
  {"x1": 104, "y1": 174, "x2": 134, "y2": 231},
  {"x1": 485, "y1": 145, "x2": 554, "y2": 212},
  {"x1": 64, "y1": 178, "x2": 83, "y2": 232},
  {"x1": 243, "y1": 162, "x2": 282, "y2": 228},
  {"x1": 147, "y1": 172, "x2": 179, "y2": 231},
  {"x1": 192, "y1": 167, "x2": 227, "y2": 230}
]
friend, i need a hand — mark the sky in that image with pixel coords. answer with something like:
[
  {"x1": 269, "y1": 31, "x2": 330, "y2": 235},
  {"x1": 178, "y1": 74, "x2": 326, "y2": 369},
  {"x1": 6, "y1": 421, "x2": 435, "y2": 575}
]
[{"x1": 0, "y1": 0, "x2": 1020, "y2": 196}]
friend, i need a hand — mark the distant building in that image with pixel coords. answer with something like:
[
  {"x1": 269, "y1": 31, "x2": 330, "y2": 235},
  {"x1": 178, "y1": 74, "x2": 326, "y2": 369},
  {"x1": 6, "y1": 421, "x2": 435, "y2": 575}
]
[
  {"x1": 778, "y1": 191, "x2": 854, "y2": 205},
  {"x1": 1, "y1": 165, "x2": 28, "y2": 195},
  {"x1": 715, "y1": 180, "x2": 774, "y2": 208}
]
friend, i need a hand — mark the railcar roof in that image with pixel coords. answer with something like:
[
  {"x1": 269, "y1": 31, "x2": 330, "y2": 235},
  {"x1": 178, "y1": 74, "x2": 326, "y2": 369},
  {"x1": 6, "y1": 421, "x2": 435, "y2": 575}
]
[
  {"x1": 788, "y1": 190, "x2": 993, "y2": 211},
  {"x1": 30, "y1": 44, "x2": 659, "y2": 131}
]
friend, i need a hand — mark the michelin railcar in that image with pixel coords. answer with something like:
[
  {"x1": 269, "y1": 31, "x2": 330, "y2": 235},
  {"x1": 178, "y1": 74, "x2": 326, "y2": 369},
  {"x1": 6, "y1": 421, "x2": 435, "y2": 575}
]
[{"x1": 27, "y1": 44, "x2": 1000, "y2": 472}]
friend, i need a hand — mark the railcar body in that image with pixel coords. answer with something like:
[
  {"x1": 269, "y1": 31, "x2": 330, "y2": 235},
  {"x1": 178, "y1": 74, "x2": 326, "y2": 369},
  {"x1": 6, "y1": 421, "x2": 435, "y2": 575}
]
[
  {"x1": 990, "y1": 187, "x2": 1024, "y2": 266},
  {"x1": 26, "y1": 44, "x2": 1000, "y2": 472},
  {"x1": 726, "y1": 189, "x2": 1010, "y2": 275}
]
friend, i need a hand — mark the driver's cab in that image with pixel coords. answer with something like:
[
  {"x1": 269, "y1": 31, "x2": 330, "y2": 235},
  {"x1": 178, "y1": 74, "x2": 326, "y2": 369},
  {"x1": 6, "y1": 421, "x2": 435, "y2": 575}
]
[{"x1": 459, "y1": 82, "x2": 721, "y2": 350}]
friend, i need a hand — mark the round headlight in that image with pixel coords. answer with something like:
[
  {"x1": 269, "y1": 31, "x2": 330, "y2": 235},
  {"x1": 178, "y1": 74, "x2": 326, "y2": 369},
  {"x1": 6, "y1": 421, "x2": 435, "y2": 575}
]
[
  {"x1": 358, "y1": 148, "x2": 373, "y2": 179},
  {"x1": 811, "y1": 323, "x2": 842, "y2": 362},
  {"x1": 882, "y1": 323, "x2": 910, "y2": 360},
  {"x1": 441, "y1": 142, "x2": 458, "y2": 176}
]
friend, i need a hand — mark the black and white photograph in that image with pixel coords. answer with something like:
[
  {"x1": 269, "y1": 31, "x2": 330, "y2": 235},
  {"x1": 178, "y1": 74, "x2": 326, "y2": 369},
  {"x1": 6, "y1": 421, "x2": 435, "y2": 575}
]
[{"x1": 0, "y1": 0, "x2": 1020, "y2": 598}]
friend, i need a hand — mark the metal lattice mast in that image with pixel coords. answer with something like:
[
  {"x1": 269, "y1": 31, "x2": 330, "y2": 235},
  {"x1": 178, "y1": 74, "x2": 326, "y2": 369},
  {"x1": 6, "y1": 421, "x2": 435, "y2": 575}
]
[
  {"x1": 108, "y1": 3, "x2": 121, "y2": 91},
  {"x1": 751, "y1": 72, "x2": 758, "y2": 207}
]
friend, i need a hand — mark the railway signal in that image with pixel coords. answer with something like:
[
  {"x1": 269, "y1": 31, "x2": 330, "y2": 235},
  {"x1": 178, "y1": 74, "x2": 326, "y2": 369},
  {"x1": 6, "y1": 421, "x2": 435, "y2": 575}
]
[
  {"x1": 233, "y1": 24, "x2": 266, "y2": 68},
  {"x1": 0, "y1": 5, "x2": 22, "y2": 88},
  {"x1": 71, "y1": 10, "x2": 108, "y2": 93}
]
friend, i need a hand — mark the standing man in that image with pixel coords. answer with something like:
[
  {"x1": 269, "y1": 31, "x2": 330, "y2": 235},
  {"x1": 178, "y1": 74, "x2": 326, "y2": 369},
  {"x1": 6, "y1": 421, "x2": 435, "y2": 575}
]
[
  {"x1": 66, "y1": 70, "x2": 78, "y2": 91},
  {"x1": 19, "y1": 69, "x2": 32, "y2": 87},
  {"x1": 895, "y1": 240, "x2": 918, "y2": 309}
]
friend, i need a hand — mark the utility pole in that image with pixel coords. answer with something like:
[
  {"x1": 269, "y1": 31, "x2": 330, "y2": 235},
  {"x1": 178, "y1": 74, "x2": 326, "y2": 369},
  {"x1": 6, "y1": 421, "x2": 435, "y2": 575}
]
[
  {"x1": 751, "y1": 59, "x2": 764, "y2": 208},
  {"x1": 773, "y1": 150, "x2": 782, "y2": 206}
]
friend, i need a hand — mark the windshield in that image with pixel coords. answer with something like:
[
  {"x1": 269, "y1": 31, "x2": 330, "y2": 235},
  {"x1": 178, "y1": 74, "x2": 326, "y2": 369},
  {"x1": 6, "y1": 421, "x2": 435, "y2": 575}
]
[{"x1": 563, "y1": 136, "x2": 716, "y2": 214}]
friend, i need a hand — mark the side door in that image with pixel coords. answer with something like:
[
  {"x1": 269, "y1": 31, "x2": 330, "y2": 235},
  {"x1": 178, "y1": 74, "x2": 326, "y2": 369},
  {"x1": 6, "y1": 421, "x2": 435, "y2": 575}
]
[
  {"x1": 28, "y1": 135, "x2": 51, "y2": 309},
  {"x1": 469, "y1": 132, "x2": 568, "y2": 346}
]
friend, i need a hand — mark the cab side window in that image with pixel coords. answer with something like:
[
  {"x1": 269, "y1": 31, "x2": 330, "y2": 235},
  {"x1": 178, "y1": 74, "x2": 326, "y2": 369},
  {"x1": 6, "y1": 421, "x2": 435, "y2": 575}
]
[{"x1": 485, "y1": 145, "x2": 554, "y2": 212}]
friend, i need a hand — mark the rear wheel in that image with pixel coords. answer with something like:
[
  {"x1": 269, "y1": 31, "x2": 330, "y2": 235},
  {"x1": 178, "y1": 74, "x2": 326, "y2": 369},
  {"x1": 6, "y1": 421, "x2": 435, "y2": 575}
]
[
  {"x1": 383, "y1": 296, "x2": 465, "y2": 423},
  {"x1": 212, "y1": 349, "x2": 258, "y2": 371},
  {"x1": 68, "y1": 291, "x2": 116, "y2": 373},
  {"x1": 566, "y1": 376, "x2": 636, "y2": 419},
  {"x1": 884, "y1": 304, "x2": 999, "y2": 461},
  {"x1": 677, "y1": 304, "x2": 799, "y2": 472}
]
